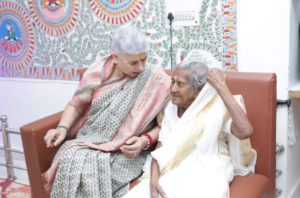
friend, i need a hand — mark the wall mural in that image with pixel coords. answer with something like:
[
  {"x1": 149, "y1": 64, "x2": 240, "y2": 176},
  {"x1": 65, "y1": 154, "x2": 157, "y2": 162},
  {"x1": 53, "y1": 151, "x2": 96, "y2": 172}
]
[
  {"x1": 28, "y1": 0, "x2": 79, "y2": 36},
  {"x1": 0, "y1": 1, "x2": 35, "y2": 72},
  {"x1": 0, "y1": 0, "x2": 237, "y2": 80},
  {"x1": 88, "y1": 0, "x2": 145, "y2": 24}
]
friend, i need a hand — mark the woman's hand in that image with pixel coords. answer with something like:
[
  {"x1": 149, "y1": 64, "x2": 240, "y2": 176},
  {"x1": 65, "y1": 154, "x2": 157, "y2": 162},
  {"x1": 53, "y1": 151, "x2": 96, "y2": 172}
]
[
  {"x1": 207, "y1": 68, "x2": 227, "y2": 91},
  {"x1": 44, "y1": 104, "x2": 82, "y2": 148},
  {"x1": 208, "y1": 68, "x2": 253, "y2": 139},
  {"x1": 150, "y1": 143, "x2": 166, "y2": 198},
  {"x1": 44, "y1": 128, "x2": 67, "y2": 148},
  {"x1": 120, "y1": 136, "x2": 148, "y2": 159},
  {"x1": 150, "y1": 181, "x2": 167, "y2": 198}
]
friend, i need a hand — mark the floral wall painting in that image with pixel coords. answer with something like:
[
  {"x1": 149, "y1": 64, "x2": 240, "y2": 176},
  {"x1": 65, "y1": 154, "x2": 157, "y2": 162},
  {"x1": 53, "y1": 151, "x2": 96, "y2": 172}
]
[
  {"x1": 28, "y1": 0, "x2": 79, "y2": 36},
  {"x1": 88, "y1": 0, "x2": 145, "y2": 24},
  {"x1": 0, "y1": 0, "x2": 237, "y2": 80},
  {"x1": 0, "y1": 1, "x2": 35, "y2": 72}
]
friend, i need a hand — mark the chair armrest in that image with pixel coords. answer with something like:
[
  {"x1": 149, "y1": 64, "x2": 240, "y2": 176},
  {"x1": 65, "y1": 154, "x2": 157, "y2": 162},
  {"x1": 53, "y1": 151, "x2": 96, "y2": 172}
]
[
  {"x1": 230, "y1": 174, "x2": 269, "y2": 198},
  {"x1": 20, "y1": 111, "x2": 62, "y2": 198}
]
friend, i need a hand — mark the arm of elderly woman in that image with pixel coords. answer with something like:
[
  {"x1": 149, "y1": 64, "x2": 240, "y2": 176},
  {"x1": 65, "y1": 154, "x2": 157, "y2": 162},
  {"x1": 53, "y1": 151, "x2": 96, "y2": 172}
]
[
  {"x1": 207, "y1": 68, "x2": 253, "y2": 140},
  {"x1": 150, "y1": 142, "x2": 167, "y2": 198},
  {"x1": 44, "y1": 104, "x2": 81, "y2": 148}
]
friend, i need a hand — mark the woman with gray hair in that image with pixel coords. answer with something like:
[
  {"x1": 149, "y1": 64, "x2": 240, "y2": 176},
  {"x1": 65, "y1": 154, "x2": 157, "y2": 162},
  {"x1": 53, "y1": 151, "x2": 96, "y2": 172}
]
[
  {"x1": 42, "y1": 24, "x2": 171, "y2": 197},
  {"x1": 125, "y1": 61, "x2": 255, "y2": 198}
]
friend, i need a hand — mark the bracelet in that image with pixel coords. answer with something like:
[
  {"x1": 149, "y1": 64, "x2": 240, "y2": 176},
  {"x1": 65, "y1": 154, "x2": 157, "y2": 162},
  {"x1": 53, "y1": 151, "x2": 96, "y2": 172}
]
[
  {"x1": 142, "y1": 133, "x2": 153, "y2": 151},
  {"x1": 57, "y1": 125, "x2": 70, "y2": 134}
]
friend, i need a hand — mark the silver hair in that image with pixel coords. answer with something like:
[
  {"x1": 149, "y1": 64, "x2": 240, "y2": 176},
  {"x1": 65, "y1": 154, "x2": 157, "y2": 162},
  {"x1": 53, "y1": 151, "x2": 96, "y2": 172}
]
[
  {"x1": 111, "y1": 25, "x2": 148, "y2": 56},
  {"x1": 176, "y1": 61, "x2": 209, "y2": 90}
]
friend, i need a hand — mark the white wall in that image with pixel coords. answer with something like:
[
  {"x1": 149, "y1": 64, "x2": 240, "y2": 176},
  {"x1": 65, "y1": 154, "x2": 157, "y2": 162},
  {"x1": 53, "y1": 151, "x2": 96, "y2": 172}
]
[
  {"x1": 0, "y1": 77, "x2": 78, "y2": 183},
  {"x1": 0, "y1": 78, "x2": 78, "y2": 130},
  {"x1": 287, "y1": 1, "x2": 300, "y2": 197},
  {"x1": 237, "y1": 0, "x2": 290, "y2": 98},
  {"x1": 237, "y1": 0, "x2": 300, "y2": 197},
  {"x1": 289, "y1": 0, "x2": 300, "y2": 87}
]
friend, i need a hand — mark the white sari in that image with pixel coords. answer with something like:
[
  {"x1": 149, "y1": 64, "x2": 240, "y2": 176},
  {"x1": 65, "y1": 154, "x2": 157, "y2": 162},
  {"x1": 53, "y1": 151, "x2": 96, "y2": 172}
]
[{"x1": 124, "y1": 84, "x2": 256, "y2": 198}]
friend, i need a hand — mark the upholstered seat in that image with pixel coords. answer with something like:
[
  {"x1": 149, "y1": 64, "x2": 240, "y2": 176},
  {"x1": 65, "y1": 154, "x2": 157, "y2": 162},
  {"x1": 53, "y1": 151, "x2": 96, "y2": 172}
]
[{"x1": 20, "y1": 71, "x2": 276, "y2": 198}]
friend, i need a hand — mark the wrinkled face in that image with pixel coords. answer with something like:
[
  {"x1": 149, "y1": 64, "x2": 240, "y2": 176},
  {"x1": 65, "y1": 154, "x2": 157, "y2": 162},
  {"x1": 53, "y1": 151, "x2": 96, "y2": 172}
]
[
  {"x1": 170, "y1": 69, "x2": 200, "y2": 110},
  {"x1": 113, "y1": 52, "x2": 147, "y2": 78}
]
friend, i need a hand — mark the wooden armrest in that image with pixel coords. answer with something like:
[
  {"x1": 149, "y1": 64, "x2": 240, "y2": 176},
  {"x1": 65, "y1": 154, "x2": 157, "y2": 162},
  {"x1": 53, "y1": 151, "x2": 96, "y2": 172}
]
[
  {"x1": 20, "y1": 111, "x2": 62, "y2": 197},
  {"x1": 20, "y1": 111, "x2": 62, "y2": 172},
  {"x1": 230, "y1": 174, "x2": 269, "y2": 198}
]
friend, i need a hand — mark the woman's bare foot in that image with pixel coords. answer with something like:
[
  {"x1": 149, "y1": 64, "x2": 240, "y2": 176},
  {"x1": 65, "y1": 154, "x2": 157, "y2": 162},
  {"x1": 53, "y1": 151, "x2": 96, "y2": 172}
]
[
  {"x1": 41, "y1": 172, "x2": 52, "y2": 192},
  {"x1": 41, "y1": 161, "x2": 59, "y2": 192}
]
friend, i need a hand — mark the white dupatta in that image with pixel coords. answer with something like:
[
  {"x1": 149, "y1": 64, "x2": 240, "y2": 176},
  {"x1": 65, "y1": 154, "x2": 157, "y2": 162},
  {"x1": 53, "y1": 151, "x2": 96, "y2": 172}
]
[{"x1": 152, "y1": 82, "x2": 256, "y2": 179}]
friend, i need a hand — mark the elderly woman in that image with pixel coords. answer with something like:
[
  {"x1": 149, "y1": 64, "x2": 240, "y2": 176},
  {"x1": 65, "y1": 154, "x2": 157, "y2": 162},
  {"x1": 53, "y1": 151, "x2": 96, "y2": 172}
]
[
  {"x1": 124, "y1": 61, "x2": 256, "y2": 198},
  {"x1": 42, "y1": 25, "x2": 170, "y2": 197}
]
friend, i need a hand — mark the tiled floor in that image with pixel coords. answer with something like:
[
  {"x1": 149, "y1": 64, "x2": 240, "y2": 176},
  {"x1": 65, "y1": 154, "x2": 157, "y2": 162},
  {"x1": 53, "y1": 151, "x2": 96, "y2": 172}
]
[{"x1": 0, "y1": 178, "x2": 31, "y2": 198}]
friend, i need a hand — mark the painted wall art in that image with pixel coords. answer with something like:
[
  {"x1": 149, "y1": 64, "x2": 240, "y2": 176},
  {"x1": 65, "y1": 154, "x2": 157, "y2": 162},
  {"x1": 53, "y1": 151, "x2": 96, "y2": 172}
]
[{"x1": 0, "y1": 0, "x2": 237, "y2": 80}]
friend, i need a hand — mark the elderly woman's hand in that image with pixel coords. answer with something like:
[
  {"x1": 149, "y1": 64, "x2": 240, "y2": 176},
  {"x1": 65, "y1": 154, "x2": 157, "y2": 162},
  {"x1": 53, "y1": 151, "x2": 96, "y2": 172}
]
[
  {"x1": 207, "y1": 68, "x2": 227, "y2": 91},
  {"x1": 120, "y1": 136, "x2": 148, "y2": 159},
  {"x1": 150, "y1": 182, "x2": 167, "y2": 198}
]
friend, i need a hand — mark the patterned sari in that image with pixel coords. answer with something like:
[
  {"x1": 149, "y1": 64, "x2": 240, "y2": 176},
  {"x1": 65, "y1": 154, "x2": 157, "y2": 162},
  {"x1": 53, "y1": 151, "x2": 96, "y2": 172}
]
[{"x1": 43, "y1": 56, "x2": 171, "y2": 198}]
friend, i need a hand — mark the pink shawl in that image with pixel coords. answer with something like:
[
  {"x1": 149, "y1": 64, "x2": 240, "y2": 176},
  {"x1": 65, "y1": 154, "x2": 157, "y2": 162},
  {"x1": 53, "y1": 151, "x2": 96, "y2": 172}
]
[{"x1": 68, "y1": 55, "x2": 171, "y2": 151}]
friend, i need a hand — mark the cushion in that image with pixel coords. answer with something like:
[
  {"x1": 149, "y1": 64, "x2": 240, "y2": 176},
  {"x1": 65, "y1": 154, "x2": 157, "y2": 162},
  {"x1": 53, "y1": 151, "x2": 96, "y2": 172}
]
[{"x1": 230, "y1": 174, "x2": 269, "y2": 198}]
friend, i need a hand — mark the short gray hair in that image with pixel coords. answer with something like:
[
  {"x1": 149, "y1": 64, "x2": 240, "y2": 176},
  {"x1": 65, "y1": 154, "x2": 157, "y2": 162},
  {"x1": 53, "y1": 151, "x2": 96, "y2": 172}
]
[
  {"x1": 111, "y1": 25, "x2": 148, "y2": 56},
  {"x1": 176, "y1": 61, "x2": 209, "y2": 90}
]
